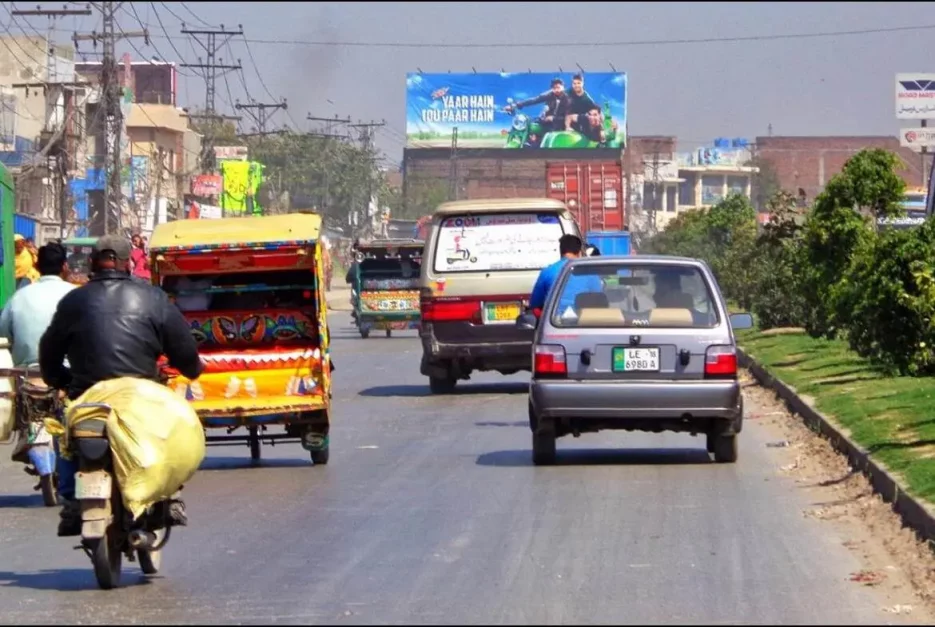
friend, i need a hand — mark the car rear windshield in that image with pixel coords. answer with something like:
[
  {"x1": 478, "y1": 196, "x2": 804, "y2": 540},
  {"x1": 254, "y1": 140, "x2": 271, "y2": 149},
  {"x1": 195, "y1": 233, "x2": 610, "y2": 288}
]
[
  {"x1": 549, "y1": 263, "x2": 721, "y2": 328},
  {"x1": 432, "y1": 212, "x2": 565, "y2": 273}
]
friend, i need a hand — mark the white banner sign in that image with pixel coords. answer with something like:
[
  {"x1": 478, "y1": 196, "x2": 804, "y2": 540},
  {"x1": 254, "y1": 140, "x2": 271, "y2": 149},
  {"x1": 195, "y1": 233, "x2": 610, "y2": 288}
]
[
  {"x1": 896, "y1": 74, "x2": 935, "y2": 120},
  {"x1": 900, "y1": 128, "x2": 935, "y2": 150}
]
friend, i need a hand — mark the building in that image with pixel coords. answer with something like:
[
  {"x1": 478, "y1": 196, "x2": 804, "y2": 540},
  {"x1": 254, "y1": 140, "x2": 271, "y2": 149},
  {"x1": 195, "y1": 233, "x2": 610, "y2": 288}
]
[
  {"x1": 0, "y1": 35, "x2": 84, "y2": 223},
  {"x1": 755, "y1": 136, "x2": 925, "y2": 203},
  {"x1": 73, "y1": 57, "x2": 200, "y2": 235}
]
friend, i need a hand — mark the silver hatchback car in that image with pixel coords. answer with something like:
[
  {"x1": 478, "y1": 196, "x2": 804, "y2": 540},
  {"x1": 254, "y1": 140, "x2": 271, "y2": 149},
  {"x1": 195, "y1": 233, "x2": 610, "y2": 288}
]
[{"x1": 520, "y1": 255, "x2": 754, "y2": 466}]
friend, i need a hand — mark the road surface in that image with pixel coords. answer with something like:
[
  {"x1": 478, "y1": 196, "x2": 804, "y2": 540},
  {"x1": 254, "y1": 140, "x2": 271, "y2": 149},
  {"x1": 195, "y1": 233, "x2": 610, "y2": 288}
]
[{"x1": 0, "y1": 312, "x2": 928, "y2": 624}]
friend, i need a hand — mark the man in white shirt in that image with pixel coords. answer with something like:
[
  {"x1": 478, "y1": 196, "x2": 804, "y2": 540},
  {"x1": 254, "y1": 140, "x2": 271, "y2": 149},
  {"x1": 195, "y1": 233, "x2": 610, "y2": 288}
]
[{"x1": 0, "y1": 242, "x2": 76, "y2": 462}]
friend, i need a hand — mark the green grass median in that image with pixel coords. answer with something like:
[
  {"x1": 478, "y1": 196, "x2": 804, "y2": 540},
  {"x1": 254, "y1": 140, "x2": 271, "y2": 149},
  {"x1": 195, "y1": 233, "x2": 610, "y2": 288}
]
[{"x1": 739, "y1": 329, "x2": 935, "y2": 505}]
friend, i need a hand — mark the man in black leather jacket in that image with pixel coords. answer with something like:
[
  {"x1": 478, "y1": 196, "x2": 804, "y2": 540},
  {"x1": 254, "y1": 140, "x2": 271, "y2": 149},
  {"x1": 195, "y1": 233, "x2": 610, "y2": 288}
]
[{"x1": 39, "y1": 234, "x2": 204, "y2": 537}]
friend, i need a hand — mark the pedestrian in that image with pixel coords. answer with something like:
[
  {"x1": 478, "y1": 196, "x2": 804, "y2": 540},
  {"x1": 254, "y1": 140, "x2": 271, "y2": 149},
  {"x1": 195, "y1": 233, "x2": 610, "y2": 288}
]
[
  {"x1": 130, "y1": 233, "x2": 151, "y2": 281},
  {"x1": 13, "y1": 234, "x2": 39, "y2": 289}
]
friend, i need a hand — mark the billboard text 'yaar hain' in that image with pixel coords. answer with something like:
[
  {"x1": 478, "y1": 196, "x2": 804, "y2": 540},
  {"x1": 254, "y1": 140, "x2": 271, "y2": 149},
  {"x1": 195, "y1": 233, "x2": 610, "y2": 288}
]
[{"x1": 405, "y1": 72, "x2": 627, "y2": 151}]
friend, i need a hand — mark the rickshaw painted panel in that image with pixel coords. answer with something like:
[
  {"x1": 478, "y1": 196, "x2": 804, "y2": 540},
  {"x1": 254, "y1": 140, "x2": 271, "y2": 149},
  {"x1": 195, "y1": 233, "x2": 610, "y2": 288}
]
[
  {"x1": 359, "y1": 289, "x2": 420, "y2": 314},
  {"x1": 183, "y1": 310, "x2": 317, "y2": 346}
]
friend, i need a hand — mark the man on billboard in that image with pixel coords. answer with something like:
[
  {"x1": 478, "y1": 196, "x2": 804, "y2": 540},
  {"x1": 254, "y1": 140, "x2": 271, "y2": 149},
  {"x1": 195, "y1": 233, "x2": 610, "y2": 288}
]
[
  {"x1": 502, "y1": 77, "x2": 570, "y2": 132},
  {"x1": 564, "y1": 73, "x2": 600, "y2": 132},
  {"x1": 578, "y1": 106, "x2": 617, "y2": 146}
]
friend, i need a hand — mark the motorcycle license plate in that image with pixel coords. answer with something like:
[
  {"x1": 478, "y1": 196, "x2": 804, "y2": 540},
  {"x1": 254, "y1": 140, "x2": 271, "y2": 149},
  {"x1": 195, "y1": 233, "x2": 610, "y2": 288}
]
[{"x1": 75, "y1": 471, "x2": 112, "y2": 500}]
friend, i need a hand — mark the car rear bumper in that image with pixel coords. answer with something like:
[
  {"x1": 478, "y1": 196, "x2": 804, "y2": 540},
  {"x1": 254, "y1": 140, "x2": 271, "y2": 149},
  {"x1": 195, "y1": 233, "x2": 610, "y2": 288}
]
[{"x1": 530, "y1": 379, "x2": 742, "y2": 420}]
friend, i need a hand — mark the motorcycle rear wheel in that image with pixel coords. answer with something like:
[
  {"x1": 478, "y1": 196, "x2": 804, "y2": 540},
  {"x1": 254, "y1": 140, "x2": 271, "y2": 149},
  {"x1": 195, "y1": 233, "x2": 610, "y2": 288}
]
[
  {"x1": 138, "y1": 529, "x2": 165, "y2": 575},
  {"x1": 88, "y1": 526, "x2": 123, "y2": 590}
]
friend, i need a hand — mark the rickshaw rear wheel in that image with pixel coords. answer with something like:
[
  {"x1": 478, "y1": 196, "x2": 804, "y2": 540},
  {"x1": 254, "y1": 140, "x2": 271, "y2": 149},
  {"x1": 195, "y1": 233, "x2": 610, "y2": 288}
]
[
  {"x1": 40, "y1": 474, "x2": 58, "y2": 507},
  {"x1": 248, "y1": 426, "x2": 261, "y2": 461},
  {"x1": 385, "y1": 329, "x2": 392, "y2": 338},
  {"x1": 359, "y1": 328, "x2": 370, "y2": 339},
  {"x1": 310, "y1": 445, "x2": 329, "y2": 465}
]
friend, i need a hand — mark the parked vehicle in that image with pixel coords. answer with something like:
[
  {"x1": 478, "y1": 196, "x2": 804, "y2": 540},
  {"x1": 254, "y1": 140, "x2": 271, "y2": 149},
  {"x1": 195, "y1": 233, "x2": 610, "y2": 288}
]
[
  {"x1": 518, "y1": 255, "x2": 753, "y2": 465},
  {"x1": 419, "y1": 198, "x2": 581, "y2": 393},
  {"x1": 149, "y1": 213, "x2": 333, "y2": 464},
  {"x1": 546, "y1": 161, "x2": 626, "y2": 233},
  {"x1": 353, "y1": 238, "x2": 423, "y2": 339}
]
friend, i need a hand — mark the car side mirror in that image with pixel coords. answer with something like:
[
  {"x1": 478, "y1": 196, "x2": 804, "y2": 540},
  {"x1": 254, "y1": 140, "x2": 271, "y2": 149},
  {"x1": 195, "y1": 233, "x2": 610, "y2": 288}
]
[
  {"x1": 516, "y1": 312, "x2": 538, "y2": 331},
  {"x1": 729, "y1": 312, "x2": 754, "y2": 330}
]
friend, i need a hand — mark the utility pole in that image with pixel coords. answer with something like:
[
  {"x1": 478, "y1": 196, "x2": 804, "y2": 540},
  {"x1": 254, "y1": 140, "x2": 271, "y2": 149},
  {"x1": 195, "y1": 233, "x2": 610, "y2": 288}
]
[
  {"x1": 350, "y1": 120, "x2": 385, "y2": 235},
  {"x1": 235, "y1": 99, "x2": 288, "y2": 137},
  {"x1": 641, "y1": 148, "x2": 662, "y2": 234},
  {"x1": 153, "y1": 146, "x2": 164, "y2": 227},
  {"x1": 72, "y1": 1, "x2": 149, "y2": 235},
  {"x1": 12, "y1": 3, "x2": 92, "y2": 237},
  {"x1": 180, "y1": 24, "x2": 243, "y2": 172},
  {"x1": 448, "y1": 127, "x2": 459, "y2": 201}
]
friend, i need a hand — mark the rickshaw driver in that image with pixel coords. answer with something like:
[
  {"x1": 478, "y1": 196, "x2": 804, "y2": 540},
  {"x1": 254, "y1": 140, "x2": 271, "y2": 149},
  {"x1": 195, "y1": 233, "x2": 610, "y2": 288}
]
[{"x1": 39, "y1": 235, "x2": 205, "y2": 537}]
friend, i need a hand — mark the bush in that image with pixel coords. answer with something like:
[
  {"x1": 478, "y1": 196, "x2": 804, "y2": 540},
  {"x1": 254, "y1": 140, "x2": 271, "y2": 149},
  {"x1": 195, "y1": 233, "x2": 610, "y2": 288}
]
[
  {"x1": 644, "y1": 147, "x2": 935, "y2": 376},
  {"x1": 836, "y1": 220, "x2": 935, "y2": 375}
]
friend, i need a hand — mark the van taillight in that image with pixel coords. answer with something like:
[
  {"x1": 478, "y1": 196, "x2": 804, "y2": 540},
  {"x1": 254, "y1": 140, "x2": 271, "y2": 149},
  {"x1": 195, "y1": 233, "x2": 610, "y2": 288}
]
[
  {"x1": 421, "y1": 293, "x2": 481, "y2": 323},
  {"x1": 704, "y1": 346, "x2": 737, "y2": 378},
  {"x1": 534, "y1": 345, "x2": 567, "y2": 377}
]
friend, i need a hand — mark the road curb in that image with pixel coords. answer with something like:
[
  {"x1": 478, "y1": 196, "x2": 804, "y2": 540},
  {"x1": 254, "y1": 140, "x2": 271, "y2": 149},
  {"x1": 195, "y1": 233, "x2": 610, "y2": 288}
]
[{"x1": 738, "y1": 348, "x2": 935, "y2": 546}]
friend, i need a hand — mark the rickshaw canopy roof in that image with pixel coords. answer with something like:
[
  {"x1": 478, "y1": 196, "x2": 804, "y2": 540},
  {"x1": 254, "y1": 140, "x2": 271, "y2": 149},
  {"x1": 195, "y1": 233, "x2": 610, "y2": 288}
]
[
  {"x1": 357, "y1": 237, "x2": 424, "y2": 251},
  {"x1": 149, "y1": 213, "x2": 322, "y2": 252},
  {"x1": 62, "y1": 237, "x2": 99, "y2": 247}
]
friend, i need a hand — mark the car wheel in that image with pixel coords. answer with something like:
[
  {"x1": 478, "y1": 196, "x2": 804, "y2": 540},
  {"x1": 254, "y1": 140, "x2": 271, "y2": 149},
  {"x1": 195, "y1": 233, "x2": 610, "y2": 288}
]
[
  {"x1": 712, "y1": 433, "x2": 738, "y2": 464},
  {"x1": 705, "y1": 432, "x2": 716, "y2": 454},
  {"x1": 528, "y1": 401, "x2": 538, "y2": 432},
  {"x1": 428, "y1": 375, "x2": 457, "y2": 394},
  {"x1": 532, "y1": 423, "x2": 556, "y2": 466}
]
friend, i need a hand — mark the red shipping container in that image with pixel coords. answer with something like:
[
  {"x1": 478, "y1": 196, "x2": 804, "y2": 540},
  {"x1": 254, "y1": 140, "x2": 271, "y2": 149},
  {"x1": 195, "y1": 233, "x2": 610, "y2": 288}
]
[{"x1": 546, "y1": 161, "x2": 625, "y2": 235}]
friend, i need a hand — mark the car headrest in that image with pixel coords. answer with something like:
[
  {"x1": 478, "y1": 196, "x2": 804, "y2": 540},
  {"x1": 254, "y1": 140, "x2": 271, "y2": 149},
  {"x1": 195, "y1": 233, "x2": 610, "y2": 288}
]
[
  {"x1": 574, "y1": 291, "x2": 610, "y2": 310},
  {"x1": 648, "y1": 308, "x2": 694, "y2": 327},
  {"x1": 577, "y1": 308, "x2": 625, "y2": 326}
]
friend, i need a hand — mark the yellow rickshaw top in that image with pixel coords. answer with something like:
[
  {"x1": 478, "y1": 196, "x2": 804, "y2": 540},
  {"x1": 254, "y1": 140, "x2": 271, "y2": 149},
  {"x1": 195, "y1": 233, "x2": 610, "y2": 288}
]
[{"x1": 149, "y1": 213, "x2": 322, "y2": 253}]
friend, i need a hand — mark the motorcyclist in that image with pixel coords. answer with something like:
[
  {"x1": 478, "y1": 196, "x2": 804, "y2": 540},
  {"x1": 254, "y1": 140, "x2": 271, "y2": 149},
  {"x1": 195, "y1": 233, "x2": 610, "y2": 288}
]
[
  {"x1": 39, "y1": 235, "x2": 204, "y2": 537},
  {"x1": 503, "y1": 77, "x2": 570, "y2": 133}
]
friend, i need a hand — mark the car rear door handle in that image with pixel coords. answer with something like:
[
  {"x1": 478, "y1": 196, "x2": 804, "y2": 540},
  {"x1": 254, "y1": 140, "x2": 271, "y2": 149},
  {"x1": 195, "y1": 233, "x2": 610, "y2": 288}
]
[{"x1": 580, "y1": 349, "x2": 592, "y2": 366}]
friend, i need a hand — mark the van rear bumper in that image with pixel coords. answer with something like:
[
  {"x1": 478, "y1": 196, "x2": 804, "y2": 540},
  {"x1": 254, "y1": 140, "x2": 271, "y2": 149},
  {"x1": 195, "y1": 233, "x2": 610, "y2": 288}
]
[{"x1": 420, "y1": 322, "x2": 533, "y2": 374}]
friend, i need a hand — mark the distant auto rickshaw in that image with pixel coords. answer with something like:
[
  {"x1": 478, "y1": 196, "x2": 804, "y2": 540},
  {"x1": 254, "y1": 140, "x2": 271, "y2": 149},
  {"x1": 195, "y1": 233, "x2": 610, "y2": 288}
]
[
  {"x1": 353, "y1": 238, "x2": 423, "y2": 339},
  {"x1": 61, "y1": 236, "x2": 99, "y2": 285},
  {"x1": 148, "y1": 214, "x2": 333, "y2": 464}
]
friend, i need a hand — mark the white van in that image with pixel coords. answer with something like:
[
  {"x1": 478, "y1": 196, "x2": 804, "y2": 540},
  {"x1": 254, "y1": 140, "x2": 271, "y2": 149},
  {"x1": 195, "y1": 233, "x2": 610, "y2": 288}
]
[{"x1": 419, "y1": 198, "x2": 582, "y2": 393}]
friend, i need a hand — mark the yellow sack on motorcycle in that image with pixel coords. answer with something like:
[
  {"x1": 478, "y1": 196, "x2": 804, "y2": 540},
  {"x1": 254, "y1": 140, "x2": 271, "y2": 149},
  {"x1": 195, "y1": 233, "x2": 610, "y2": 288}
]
[{"x1": 68, "y1": 377, "x2": 206, "y2": 520}]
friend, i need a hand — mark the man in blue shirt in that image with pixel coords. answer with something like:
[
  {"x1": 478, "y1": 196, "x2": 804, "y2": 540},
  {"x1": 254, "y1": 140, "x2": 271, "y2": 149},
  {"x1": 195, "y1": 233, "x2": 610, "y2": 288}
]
[{"x1": 529, "y1": 234, "x2": 603, "y2": 316}]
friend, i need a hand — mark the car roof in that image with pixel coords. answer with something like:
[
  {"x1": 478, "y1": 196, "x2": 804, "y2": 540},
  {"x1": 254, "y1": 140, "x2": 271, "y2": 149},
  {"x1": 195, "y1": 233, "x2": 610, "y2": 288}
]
[
  {"x1": 566, "y1": 254, "x2": 707, "y2": 267},
  {"x1": 434, "y1": 198, "x2": 567, "y2": 215}
]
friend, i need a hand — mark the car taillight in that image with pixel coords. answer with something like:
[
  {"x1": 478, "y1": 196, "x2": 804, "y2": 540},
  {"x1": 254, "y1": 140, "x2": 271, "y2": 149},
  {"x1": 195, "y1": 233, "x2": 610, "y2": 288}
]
[
  {"x1": 534, "y1": 344, "x2": 567, "y2": 377},
  {"x1": 705, "y1": 345, "x2": 737, "y2": 378},
  {"x1": 421, "y1": 293, "x2": 481, "y2": 323}
]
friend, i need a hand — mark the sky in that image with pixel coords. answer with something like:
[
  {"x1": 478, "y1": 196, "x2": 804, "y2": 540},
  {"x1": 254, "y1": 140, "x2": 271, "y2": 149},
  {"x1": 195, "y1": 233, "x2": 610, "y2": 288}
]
[{"x1": 6, "y1": 1, "x2": 933, "y2": 164}]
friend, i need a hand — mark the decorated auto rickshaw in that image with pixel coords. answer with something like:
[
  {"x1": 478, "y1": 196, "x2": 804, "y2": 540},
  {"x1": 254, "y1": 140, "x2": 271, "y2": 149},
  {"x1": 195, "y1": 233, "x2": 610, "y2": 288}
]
[
  {"x1": 148, "y1": 214, "x2": 333, "y2": 464},
  {"x1": 353, "y1": 238, "x2": 423, "y2": 339},
  {"x1": 61, "y1": 236, "x2": 99, "y2": 285}
]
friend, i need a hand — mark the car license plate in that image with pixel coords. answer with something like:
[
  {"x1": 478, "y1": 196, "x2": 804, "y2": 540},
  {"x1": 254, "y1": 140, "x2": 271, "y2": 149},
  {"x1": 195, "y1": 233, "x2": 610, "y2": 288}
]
[
  {"x1": 484, "y1": 302, "x2": 521, "y2": 324},
  {"x1": 75, "y1": 471, "x2": 112, "y2": 500},
  {"x1": 612, "y1": 347, "x2": 660, "y2": 372}
]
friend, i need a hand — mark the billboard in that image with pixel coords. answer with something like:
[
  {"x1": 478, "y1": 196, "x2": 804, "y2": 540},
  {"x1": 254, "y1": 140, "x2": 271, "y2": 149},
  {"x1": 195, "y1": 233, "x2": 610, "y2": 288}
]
[
  {"x1": 900, "y1": 127, "x2": 935, "y2": 151},
  {"x1": 405, "y1": 72, "x2": 627, "y2": 150},
  {"x1": 895, "y1": 74, "x2": 935, "y2": 120}
]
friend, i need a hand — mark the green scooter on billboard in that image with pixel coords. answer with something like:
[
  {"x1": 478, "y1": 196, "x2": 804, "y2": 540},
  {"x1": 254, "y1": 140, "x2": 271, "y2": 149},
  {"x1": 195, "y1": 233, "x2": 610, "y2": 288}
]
[{"x1": 503, "y1": 99, "x2": 622, "y2": 150}]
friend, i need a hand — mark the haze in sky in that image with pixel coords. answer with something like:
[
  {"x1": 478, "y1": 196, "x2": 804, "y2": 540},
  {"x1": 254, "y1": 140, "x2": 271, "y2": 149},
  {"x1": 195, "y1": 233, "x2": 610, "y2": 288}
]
[{"x1": 49, "y1": 1, "x2": 935, "y2": 162}]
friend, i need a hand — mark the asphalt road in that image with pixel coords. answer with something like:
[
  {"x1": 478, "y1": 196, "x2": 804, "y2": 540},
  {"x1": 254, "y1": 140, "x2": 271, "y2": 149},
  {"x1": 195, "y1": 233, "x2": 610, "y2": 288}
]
[{"x1": 0, "y1": 312, "x2": 921, "y2": 625}]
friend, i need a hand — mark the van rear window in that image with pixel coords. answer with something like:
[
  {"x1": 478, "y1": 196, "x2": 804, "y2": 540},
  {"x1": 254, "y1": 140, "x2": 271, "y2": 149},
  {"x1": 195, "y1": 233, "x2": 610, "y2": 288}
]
[{"x1": 433, "y1": 212, "x2": 565, "y2": 273}]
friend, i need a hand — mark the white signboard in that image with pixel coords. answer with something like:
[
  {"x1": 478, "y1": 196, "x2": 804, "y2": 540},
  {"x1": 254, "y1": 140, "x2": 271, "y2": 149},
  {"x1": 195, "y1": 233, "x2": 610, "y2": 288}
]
[
  {"x1": 433, "y1": 213, "x2": 563, "y2": 273},
  {"x1": 896, "y1": 74, "x2": 935, "y2": 120},
  {"x1": 900, "y1": 128, "x2": 935, "y2": 150},
  {"x1": 214, "y1": 145, "x2": 248, "y2": 161}
]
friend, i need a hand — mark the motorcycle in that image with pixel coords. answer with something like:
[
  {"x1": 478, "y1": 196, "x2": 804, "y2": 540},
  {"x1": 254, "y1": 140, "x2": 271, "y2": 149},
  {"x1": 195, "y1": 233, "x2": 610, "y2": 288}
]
[
  {"x1": 504, "y1": 99, "x2": 623, "y2": 150},
  {"x1": 10, "y1": 368, "x2": 60, "y2": 507},
  {"x1": 53, "y1": 401, "x2": 185, "y2": 590}
]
